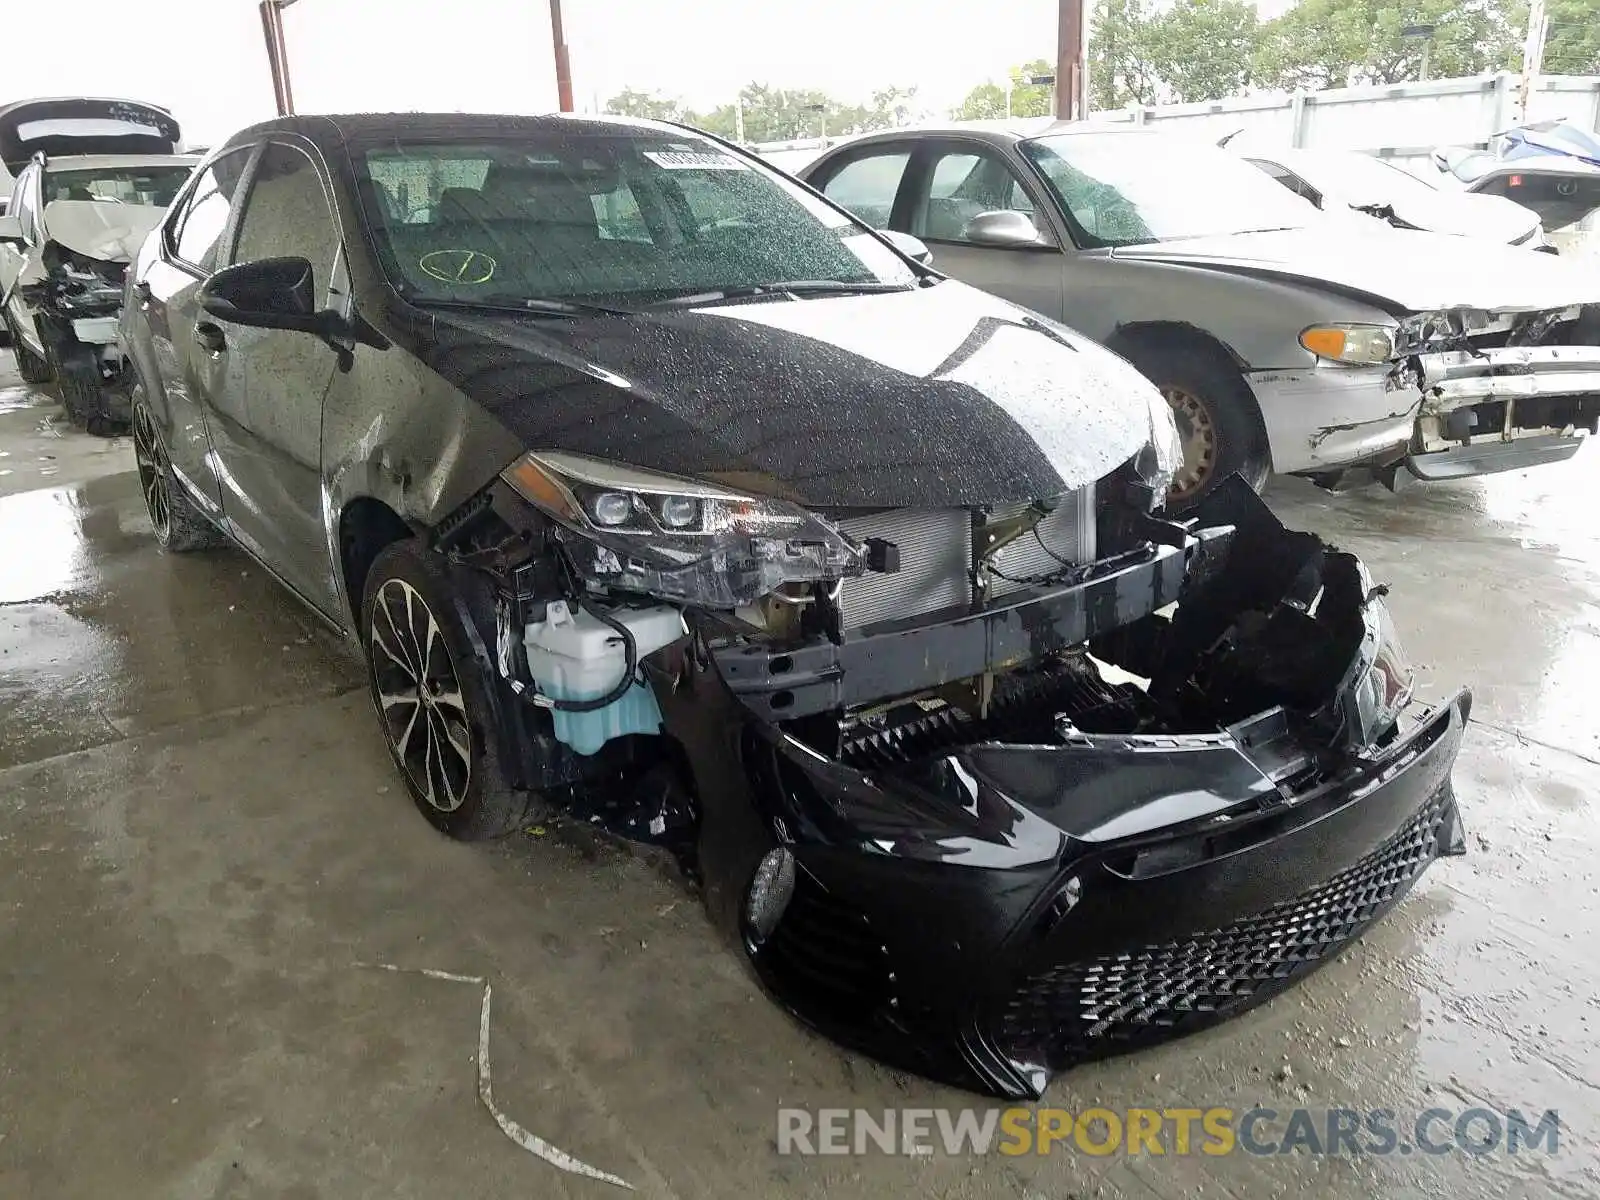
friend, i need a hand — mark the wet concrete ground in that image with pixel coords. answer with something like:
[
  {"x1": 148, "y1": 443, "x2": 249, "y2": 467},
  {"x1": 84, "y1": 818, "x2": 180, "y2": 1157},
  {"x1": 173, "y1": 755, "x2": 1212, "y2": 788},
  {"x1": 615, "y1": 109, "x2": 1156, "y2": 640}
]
[{"x1": 0, "y1": 350, "x2": 1596, "y2": 1200}]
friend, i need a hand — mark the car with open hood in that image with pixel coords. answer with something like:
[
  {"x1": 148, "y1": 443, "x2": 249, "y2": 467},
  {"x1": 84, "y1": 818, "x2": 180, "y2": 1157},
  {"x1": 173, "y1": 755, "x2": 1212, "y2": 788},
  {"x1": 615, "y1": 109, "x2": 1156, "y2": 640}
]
[
  {"x1": 800, "y1": 125, "x2": 1600, "y2": 499},
  {"x1": 119, "y1": 112, "x2": 1469, "y2": 1098},
  {"x1": 1234, "y1": 143, "x2": 1549, "y2": 249},
  {"x1": 0, "y1": 98, "x2": 196, "y2": 433}
]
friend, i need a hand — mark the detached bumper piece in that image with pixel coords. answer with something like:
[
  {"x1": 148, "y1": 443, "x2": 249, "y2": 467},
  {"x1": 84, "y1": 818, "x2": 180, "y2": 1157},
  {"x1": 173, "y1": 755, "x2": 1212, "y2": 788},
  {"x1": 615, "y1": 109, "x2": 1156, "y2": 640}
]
[
  {"x1": 1408, "y1": 344, "x2": 1600, "y2": 479},
  {"x1": 743, "y1": 691, "x2": 1467, "y2": 1099}
]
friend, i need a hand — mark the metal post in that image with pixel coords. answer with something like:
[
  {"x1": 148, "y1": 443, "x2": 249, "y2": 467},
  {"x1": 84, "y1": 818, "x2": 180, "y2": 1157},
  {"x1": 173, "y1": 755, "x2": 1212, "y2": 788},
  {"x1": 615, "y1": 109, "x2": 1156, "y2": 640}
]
[
  {"x1": 1519, "y1": 0, "x2": 1548, "y2": 121},
  {"x1": 1419, "y1": 40, "x2": 1432, "y2": 82},
  {"x1": 258, "y1": 0, "x2": 298, "y2": 116},
  {"x1": 1055, "y1": 0, "x2": 1087, "y2": 121},
  {"x1": 549, "y1": 0, "x2": 574, "y2": 113}
]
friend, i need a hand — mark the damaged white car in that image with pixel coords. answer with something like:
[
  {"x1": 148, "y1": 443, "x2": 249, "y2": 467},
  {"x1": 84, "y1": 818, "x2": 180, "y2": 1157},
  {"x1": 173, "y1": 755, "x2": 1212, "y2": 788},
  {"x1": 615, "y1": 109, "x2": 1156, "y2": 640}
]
[
  {"x1": 0, "y1": 99, "x2": 196, "y2": 434},
  {"x1": 800, "y1": 127, "x2": 1600, "y2": 499}
]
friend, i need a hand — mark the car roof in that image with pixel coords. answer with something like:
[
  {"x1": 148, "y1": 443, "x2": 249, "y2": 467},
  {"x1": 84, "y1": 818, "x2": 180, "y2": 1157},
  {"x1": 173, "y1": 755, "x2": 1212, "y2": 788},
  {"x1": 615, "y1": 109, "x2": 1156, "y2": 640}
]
[
  {"x1": 41, "y1": 153, "x2": 200, "y2": 172},
  {"x1": 807, "y1": 120, "x2": 1167, "y2": 155},
  {"x1": 218, "y1": 111, "x2": 714, "y2": 156}
]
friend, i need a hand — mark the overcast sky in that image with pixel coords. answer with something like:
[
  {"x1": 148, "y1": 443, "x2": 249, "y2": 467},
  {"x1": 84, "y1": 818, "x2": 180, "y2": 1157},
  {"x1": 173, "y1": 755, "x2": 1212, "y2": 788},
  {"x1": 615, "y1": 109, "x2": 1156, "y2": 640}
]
[{"x1": 11, "y1": 0, "x2": 1082, "y2": 146}]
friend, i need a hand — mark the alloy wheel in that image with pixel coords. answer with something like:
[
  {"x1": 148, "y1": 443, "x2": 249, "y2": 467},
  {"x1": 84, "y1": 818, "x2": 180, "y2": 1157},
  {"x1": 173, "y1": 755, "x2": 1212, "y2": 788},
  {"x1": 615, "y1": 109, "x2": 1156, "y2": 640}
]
[
  {"x1": 132, "y1": 405, "x2": 171, "y2": 541},
  {"x1": 1164, "y1": 386, "x2": 1217, "y2": 503},
  {"x1": 369, "y1": 578, "x2": 473, "y2": 812}
]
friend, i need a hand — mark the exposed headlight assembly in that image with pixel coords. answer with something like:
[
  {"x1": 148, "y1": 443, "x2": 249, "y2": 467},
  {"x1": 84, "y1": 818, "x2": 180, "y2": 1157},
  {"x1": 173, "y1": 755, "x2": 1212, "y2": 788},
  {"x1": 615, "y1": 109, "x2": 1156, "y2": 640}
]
[
  {"x1": 1133, "y1": 383, "x2": 1184, "y2": 502},
  {"x1": 1336, "y1": 577, "x2": 1416, "y2": 751},
  {"x1": 501, "y1": 451, "x2": 864, "y2": 608},
  {"x1": 1299, "y1": 323, "x2": 1396, "y2": 365}
]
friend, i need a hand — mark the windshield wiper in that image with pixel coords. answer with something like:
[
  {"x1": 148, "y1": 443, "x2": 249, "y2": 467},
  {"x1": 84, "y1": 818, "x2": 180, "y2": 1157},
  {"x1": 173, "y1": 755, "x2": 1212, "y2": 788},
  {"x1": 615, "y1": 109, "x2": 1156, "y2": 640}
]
[
  {"x1": 408, "y1": 294, "x2": 638, "y2": 318},
  {"x1": 647, "y1": 280, "x2": 915, "y2": 308}
]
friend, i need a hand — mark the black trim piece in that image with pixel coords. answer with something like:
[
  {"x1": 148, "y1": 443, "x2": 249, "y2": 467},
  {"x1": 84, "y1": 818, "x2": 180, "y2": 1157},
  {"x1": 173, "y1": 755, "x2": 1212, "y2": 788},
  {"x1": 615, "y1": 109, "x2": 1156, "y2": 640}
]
[{"x1": 713, "y1": 542, "x2": 1190, "y2": 719}]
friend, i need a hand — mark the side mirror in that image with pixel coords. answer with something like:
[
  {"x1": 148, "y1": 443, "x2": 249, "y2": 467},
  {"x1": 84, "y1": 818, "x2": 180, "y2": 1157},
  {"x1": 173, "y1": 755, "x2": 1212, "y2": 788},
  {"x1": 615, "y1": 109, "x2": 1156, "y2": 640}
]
[
  {"x1": 1429, "y1": 148, "x2": 1449, "y2": 174},
  {"x1": 199, "y1": 256, "x2": 343, "y2": 336},
  {"x1": 0, "y1": 213, "x2": 23, "y2": 245},
  {"x1": 880, "y1": 229, "x2": 933, "y2": 265},
  {"x1": 961, "y1": 209, "x2": 1051, "y2": 248}
]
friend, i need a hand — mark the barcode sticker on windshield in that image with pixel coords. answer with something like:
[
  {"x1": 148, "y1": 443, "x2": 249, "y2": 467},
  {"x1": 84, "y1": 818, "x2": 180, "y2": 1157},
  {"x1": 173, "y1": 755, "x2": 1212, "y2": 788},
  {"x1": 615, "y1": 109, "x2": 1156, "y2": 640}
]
[{"x1": 643, "y1": 150, "x2": 747, "y2": 170}]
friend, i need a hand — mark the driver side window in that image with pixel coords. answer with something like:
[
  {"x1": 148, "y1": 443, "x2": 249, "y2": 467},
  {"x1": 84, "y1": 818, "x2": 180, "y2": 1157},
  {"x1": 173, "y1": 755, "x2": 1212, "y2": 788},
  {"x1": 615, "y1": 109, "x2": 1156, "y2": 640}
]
[
  {"x1": 912, "y1": 149, "x2": 1036, "y2": 245},
  {"x1": 229, "y1": 143, "x2": 341, "y2": 295}
]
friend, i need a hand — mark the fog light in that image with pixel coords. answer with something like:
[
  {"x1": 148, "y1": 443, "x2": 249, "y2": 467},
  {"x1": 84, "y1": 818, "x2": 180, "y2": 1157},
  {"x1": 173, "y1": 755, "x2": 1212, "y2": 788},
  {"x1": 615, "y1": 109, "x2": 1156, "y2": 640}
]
[{"x1": 746, "y1": 847, "x2": 796, "y2": 942}]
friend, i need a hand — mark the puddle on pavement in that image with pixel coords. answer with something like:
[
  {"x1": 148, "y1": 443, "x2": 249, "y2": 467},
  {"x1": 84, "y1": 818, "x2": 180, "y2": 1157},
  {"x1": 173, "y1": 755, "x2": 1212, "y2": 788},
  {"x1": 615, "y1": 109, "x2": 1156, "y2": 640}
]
[{"x1": 0, "y1": 480, "x2": 148, "y2": 605}]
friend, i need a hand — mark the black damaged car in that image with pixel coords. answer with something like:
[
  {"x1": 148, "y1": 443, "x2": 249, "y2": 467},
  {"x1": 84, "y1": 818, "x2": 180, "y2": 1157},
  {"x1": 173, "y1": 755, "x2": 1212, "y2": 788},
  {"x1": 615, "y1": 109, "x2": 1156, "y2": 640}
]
[{"x1": 120, "y1": 113, "x2": 1469, "y2": 1098}]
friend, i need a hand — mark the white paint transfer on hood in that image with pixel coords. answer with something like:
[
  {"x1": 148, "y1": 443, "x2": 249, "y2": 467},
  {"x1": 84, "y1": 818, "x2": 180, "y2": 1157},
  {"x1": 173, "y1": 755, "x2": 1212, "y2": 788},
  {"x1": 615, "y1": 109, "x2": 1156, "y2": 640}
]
[{"x1": 41, "y1": 199, "x2": 165, "y2": 263}]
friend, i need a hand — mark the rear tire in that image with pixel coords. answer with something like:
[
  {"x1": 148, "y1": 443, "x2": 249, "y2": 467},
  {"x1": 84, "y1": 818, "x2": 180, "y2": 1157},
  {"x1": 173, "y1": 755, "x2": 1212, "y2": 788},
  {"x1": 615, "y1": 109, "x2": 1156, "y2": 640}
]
[
  {"x1": 3, "y1": 310, "x2": 53, "y2": 384},
  {"x1": 132, "y1": 389, "x2": 224, "y2": 552},
  {"x1": 362, "y1": 538, "x2": 534, "y2": 841},
  {"x1": 1117, "y1": 334, "x2": 1271, "y2": 510}
]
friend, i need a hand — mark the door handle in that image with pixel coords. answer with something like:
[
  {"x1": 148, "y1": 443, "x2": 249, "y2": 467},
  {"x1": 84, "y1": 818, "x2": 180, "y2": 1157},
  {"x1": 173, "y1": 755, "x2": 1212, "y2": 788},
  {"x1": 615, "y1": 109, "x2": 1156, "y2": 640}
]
[{"x1": 193, "y1": 322, "x2": 226, "y2": 354}]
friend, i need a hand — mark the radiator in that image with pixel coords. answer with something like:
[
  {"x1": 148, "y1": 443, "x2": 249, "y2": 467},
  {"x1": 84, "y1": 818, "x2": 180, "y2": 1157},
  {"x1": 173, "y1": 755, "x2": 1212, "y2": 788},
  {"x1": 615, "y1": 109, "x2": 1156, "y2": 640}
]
[{"x1": 834, "y1": 488, "x2": 1095, "y2": 629}]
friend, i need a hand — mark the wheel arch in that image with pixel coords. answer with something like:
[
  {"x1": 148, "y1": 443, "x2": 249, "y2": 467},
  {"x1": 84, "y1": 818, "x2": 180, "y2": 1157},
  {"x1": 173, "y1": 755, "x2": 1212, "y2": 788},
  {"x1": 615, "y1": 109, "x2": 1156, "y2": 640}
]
[
  {"x1": 338, "y1": 495, "x2": 416, "y2": 633},
  {"x1": 1104, "y1": 320, "x2": 1252, "y2": 374}
]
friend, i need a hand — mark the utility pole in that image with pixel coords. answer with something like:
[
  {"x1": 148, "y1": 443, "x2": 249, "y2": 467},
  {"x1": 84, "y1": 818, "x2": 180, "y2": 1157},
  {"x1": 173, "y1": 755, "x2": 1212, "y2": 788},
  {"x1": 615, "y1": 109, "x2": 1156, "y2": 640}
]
[
  {"x1": 1519, "y1": 0, "x2": 1549, "y2": 120},
  {"x1": 258, "y1": 0, "x2": 299, "y2": 116},
  {"x1": 735, "y1": 95, "x2": 746, "y2": 143},
  {"x1": 549, "y1": 0, "x2": 574, "y2": 112},
  {"x1": 1054, "y1": 0, "x2": 1088, "y2": 121}
]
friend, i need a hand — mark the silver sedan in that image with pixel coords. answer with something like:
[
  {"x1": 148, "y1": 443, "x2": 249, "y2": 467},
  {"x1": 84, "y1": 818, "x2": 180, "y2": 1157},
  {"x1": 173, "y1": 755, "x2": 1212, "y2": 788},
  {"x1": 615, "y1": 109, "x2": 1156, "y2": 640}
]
[{"x1": 799, "y1": 126, "x2": 1600, "y2": 503}]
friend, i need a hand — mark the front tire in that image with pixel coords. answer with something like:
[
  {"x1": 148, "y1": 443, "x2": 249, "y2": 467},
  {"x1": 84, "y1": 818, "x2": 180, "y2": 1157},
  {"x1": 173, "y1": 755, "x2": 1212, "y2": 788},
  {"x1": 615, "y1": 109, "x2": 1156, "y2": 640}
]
[
  {"x1": 132, "y1": 389, "x2": 224, "y2": 552},
  {"x1": 362, "y1": 539, "x2": 533, "y2": 840},
  {"x1": 3, "y1": 310, "x2": 53, "y2": 384},
  {"x1": 1118, "y1": 335, "x2": 1271, "y2": 509}
]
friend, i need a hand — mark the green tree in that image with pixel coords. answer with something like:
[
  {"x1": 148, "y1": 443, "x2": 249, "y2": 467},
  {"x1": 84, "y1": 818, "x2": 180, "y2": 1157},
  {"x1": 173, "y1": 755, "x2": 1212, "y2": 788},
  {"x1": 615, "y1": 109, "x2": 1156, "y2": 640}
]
[
  {"x1": 1253, "y1": 0, "x2": 1520, "y2": 90},
  {"x1": 603, "y1": 88, "x2": 687, "y2": 122},
  {"x1": 952, "y1": 59, "x2": 1058, "y2": 120},
  {"x1": 683, "y1": 83, "x2": 919, "y2": 144},
  {"x1": 1147, "y1": 0, "x2": 1260, "y2": 102},
  {"x1": 1090, "y1": 0, "x2": 1160, "y2": 109},
  {"x1": 1521, "y1": 0, "x2": 1600, "y2": 74}
]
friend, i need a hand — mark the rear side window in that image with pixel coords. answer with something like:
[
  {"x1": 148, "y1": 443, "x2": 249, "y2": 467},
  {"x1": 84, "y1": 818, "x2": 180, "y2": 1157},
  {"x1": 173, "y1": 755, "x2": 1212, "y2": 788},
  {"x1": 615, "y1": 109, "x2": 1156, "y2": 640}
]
[
  {"x1": 170, "y1": 148, "x2": 253, "y2": 271},
  {"x1": 817, "y1": 151, "x2": 910, "y2": 229}
]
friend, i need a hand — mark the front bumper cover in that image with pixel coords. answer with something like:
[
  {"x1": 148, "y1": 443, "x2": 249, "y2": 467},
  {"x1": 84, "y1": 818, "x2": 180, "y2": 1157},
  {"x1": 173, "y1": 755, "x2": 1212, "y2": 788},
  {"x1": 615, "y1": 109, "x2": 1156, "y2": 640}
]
[{"x1": 657, "y1": 487, "x2": 1470, "y2": 1098}]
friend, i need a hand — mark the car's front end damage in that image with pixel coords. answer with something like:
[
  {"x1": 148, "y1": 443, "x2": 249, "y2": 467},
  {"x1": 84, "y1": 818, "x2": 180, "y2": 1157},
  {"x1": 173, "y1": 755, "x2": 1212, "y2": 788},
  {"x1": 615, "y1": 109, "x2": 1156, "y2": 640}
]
[
  {"x1": 11, "y1": 198, "x2": 174, "y2": 433},
  {"x1": 1395, "y1": 304, "x2": 1600, "y2": 479},
  {"x1": 431, "y1": 395, "x2": 1469, "y2": 1097}
]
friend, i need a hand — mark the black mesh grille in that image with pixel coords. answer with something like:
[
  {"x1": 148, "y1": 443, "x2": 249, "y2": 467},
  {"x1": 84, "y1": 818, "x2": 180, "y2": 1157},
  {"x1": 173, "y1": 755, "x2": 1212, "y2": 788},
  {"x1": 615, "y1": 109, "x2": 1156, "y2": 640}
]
[
  {"x1": 761, "y1": 871, "x2": 894, "y2": 1028},
  {"x1": 993, "y1": 784, "x2": 1452, "y2": 1066}
]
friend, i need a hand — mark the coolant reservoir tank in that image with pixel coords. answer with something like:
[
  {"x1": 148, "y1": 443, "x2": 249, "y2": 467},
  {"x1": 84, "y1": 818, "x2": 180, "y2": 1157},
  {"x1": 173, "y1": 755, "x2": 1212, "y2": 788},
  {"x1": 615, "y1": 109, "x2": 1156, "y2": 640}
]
[{"x1": 523, "y1": 601, "x2": 686, "y2": 755}]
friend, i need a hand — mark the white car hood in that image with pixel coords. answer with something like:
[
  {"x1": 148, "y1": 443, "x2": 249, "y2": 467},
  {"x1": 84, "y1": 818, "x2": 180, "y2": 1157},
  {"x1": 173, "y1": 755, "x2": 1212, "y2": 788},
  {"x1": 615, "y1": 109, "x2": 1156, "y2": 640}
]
[
  {"x1": 1374, "y1": 189, "x2": 1541, "y2": 243},
  {"x1": 1111, "y1": 225, "x2": 1599, "y2": 314},
  {"x1": 41, "y1": 199, "x2": 165, "y2": 263}
]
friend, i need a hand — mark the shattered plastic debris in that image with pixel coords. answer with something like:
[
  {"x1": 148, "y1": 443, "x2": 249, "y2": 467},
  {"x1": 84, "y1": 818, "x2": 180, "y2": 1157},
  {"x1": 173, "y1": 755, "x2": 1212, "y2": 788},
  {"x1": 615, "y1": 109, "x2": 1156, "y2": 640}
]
[{"x1": 359, "y1": 962, "x2": 633, "y2": 1189}]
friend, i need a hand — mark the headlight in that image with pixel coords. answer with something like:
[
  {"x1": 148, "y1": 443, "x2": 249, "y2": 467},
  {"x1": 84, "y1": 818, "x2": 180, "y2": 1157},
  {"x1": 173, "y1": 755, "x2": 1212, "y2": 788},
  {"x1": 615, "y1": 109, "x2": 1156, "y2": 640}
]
[
  {"x1": 1338, "y1": 589, "x2": 1416, "y2": 749},
  {"x1": 1133, "y1": 384, "x2": 1184, "y2": 501},
  {"x1": 501, "y1": 451, "x2": 864, "y2": 608},
  {"x1": 1299, "y1": 323, "x2": 1395, "y2": 365}
]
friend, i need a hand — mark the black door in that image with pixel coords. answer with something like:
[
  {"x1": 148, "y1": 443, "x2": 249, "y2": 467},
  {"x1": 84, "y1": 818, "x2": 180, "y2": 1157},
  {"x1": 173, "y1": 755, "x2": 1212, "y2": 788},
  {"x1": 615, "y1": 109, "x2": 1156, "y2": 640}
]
[
  {"x1": 205, "y1": 139, "x2": 346, "y2": 617},
  {"x1": 137, "y1": 145, "x2": 258, "y2": 513}
]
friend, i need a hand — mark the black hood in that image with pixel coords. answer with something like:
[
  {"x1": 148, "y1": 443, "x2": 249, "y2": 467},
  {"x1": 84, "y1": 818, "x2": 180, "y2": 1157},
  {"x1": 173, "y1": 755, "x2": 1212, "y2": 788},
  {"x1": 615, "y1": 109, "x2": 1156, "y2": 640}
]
[{"x1": 409, "y1": 281, "x2": 1153, "y2": 508}]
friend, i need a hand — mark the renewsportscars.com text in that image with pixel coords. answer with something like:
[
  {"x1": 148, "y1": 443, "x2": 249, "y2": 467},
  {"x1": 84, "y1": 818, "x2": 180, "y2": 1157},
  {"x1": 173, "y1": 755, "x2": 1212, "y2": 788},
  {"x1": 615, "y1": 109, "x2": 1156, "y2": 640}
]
[{"x1": 776, "y1": 1106, "x2": 1562, "y2": 1158}]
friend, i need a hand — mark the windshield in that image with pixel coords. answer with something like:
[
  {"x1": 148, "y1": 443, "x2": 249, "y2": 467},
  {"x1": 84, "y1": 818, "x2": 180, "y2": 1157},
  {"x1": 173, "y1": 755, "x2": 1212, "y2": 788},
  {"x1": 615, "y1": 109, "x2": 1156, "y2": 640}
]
[
  {"x1": 44, "y1": 165, "x2": 192, "y2": 208},
  {"x1": 354, "y1": 132, "x2": 916, "y2": 306},
  {"x1": 1021, "y1": 132, "x2": 1318, "y2": 247}
]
